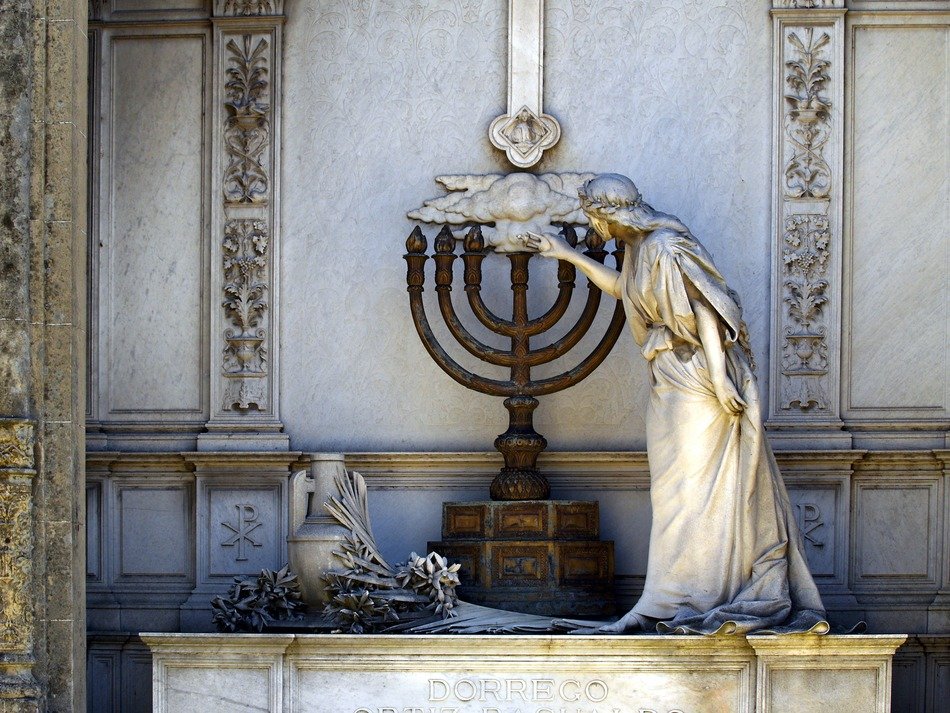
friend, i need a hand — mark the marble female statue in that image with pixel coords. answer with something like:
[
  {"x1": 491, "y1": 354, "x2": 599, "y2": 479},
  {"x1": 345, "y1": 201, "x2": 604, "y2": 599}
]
[{"x1": 523, "y1": 174, "x2": 827, "y2": 635}]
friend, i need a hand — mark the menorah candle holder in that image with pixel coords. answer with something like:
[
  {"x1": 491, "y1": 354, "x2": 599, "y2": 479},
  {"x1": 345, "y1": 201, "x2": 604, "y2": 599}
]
[{"x1": 404, "y1": 224, "x2": 626, "y2": 501}]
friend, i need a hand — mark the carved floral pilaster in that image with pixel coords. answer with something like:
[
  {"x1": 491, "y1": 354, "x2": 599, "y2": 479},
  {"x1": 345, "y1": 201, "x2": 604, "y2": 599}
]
[
  {"x1": 224, "y1": 36, "x2": 270, "y2": 204},
  {"x1": 204, "y1": 5, "x2": 285, "y2": 447},
  {"x1": 768, "y1": 4, "x2": 846, "y2": 442},
  {"x1": 222, "y1": 219, "x2": 269, "y2": 410},
  {"x1": 0, "y1": 419, "x2": 35, "y2": 654}
]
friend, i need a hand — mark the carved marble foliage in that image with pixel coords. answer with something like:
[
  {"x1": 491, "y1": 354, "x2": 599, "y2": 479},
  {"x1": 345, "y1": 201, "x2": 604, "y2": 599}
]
[
  {"x1": 216, "y1": 0, "x2": 284, "y2": 16},
  {"x1": 784, "y1": 28, "x2": 832, "y2": 200},
  {"x1": 215, "y1": 17, "x2": 279, "y2": 420},
  {"x1": 773, "y1": 14, "x2": 841, "y2": 418},
  {"x1": 774, "y1": 1, "x2": 844, "y2": 8},
  {"x1": 224, "y1": 35, "x2": 271, "y2": 204},
  {"x1": 222, "y1": 219, "x2": 269, "y2": 403},
  {"x1": 781, "y1": 214, "x2": 830, "y2": 409}
]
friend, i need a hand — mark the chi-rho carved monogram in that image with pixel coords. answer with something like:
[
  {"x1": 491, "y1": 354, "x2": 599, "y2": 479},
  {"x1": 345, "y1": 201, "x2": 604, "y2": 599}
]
[{"x1": 221, "y1": 503, "x2": 263, "y2": 561}]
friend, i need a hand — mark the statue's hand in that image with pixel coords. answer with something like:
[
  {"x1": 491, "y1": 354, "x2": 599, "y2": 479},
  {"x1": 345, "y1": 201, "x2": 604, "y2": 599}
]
[
  {"x1": 520, "y1": 231, "x2": 573, "y2": 261},
  {"x1": 713, "y1": 377, "x2": 746, "y2": 416}
]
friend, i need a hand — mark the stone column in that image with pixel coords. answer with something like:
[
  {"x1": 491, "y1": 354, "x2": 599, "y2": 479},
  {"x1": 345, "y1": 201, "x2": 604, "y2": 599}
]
[
  {"x1": 0, "y1": 1, "x2": 87, "y2": 710},
  {"x1": 767, "y1": 1, "x2": 850, "y2": 449},
  {"x1": 199, "y1": 0, "x2": 288, "y2": 452}
]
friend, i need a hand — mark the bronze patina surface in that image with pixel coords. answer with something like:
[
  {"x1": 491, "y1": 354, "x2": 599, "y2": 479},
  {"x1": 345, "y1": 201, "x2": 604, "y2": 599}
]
[
  {"x1": 405, "y1": 225, "x2": 626, "y2": 500},
  {"x1": 430, "y1": 500, "x2": 616, "y2": 617}
]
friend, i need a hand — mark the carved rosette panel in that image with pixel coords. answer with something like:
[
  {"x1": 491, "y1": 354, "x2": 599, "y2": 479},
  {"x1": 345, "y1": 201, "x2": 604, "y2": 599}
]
[
  {"x1": 0, "y1": 419, "x2": 34, "y2": 654},
  {"x1": 770, "y1": 6, "x2": 844, "y2": 422},
  {"x1": 222, "y1": 219, "x2": 269, "y2": 410}
]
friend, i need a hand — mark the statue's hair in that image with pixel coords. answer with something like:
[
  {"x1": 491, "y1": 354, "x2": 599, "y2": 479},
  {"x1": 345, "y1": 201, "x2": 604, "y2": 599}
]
[{"x1": 579, "y1": 173, "x2": 692, "y2": 238}]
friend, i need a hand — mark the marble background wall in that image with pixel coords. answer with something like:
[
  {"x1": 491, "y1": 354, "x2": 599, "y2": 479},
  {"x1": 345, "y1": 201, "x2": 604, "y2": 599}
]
[{"x1": 279, "y1": 0, "x2": 773, "y2": 452}]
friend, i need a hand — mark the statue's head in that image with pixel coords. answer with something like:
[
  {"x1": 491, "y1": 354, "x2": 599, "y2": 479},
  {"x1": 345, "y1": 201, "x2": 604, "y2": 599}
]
[
  {"x1": 578, "y1": 173, "x2": 642, "y2": 215},
  {"x1": 578, "y1": 173, "x2": 689, "y2": 244}
]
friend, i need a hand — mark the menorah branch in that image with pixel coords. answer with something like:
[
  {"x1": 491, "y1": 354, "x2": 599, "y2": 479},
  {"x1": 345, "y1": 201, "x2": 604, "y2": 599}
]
[{"x1": 405, "y1": 224, "x2": 625, "y2": 500}]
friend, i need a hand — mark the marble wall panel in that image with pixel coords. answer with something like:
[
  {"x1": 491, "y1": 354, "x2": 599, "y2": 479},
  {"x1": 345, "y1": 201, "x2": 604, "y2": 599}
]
[
  {"x1": 87, "y1": 643, "x2": 122, "y2": 713},
  {"x1": 123, "y1": 646, "x2": 155, "y2": 713},
  {"x1": 853, "y1": 478, "x2": 941, "y2": 590},
  {"x1": 844, "y1": 20, "x2": 949, "y2": 418},
  {"x1": 279, "y1": 0, "x2": 774, "y2": 452},
  {"x1": 102, "y1": 34, "x2": 207, "y2": 417},
  {"x1": 87, "y1": 481, "x2": 102, "y2": 582},
  {"x1": 117, "y1": 486, "x2": 191, "y2": 580}
]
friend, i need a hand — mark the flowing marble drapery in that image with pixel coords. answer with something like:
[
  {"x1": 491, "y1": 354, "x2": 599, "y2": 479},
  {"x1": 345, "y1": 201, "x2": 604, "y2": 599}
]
[{"x1": 620, "y1": 228, "x2": 827, "y2": 635}]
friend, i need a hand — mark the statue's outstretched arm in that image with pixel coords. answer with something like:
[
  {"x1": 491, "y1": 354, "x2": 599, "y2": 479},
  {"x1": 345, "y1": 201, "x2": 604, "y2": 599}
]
[{"x1": 521, "y1": 231, "x2": 622, "y2": 299}]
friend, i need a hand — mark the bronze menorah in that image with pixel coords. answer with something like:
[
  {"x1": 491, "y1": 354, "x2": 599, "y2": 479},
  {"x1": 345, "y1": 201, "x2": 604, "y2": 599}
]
[{"x1": 404, "y1": 224, "x2": 627, "y2": 501}]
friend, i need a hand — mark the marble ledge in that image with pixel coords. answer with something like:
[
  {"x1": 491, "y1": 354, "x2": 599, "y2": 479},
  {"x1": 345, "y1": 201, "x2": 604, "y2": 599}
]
[{"x1": 145, "y1": 633, "x2": 906, "y2": 713}]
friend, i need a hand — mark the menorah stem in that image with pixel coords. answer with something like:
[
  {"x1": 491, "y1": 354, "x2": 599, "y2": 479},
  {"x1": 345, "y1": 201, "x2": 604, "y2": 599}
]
[
  {"x1": 490, "y1": 395, "x2": 550, "y2": 501},
  {"x1": 509, "y1": 252, "x2": 531, "y2": 387}
]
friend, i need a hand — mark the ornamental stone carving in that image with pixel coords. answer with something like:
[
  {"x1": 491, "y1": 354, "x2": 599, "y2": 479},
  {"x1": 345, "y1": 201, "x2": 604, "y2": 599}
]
[
  {"x1": 0, "y1": 420, "x2": 33, "y2": 470},
  {"x1": 222, "y1": 219, "x2": 269, "y2": 410},
  {"x1": 215, "y1": 0, "x2": 284, "y2": 16},
  {"x1": 770, "y1": 7, "x2": 843, "y2": 427},
  {"x1": 208, "y1": 7, "x2": 283, "y2": 433},
  {"x1": 0, "y1": 419, "x2": 35, "y2": 654},
  {"x1": 783, "y1": 29, "x2": 832, "y2": 200},
  {"x1": 774, "y1": 1, "x2": 844, "y2": 8},
  {"x1": 780, "y1": 214, "x2": 830, "y2": 410},
  {"x1": 224, "y1": 35, "x2": 271, "y2": 204}
]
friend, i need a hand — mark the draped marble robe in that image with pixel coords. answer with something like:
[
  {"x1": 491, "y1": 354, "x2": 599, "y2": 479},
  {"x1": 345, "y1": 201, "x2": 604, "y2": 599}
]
[{"x1": 620, "y1": 227, "x2": 827, "y2": 635}]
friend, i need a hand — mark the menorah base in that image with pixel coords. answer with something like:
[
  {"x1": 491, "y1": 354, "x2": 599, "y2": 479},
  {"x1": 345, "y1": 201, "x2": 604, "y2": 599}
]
[
  {"x1": 489, "y1": 468, "x2": 550, "y2": 501},
  {"x1": 430, "y1": 499, "x2": 616, "y2": 618}
]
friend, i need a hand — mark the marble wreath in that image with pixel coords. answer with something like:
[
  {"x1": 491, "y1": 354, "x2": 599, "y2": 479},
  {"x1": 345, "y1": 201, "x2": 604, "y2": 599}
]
[{"x1": 521, "y1": 174, "x2": 828, "y2": 635}]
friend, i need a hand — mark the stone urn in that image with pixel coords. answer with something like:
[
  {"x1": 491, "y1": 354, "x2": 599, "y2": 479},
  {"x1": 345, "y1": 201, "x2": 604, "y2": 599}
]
[{"x1": 287, "y1": 454, "x2": 349, "y2": 608}]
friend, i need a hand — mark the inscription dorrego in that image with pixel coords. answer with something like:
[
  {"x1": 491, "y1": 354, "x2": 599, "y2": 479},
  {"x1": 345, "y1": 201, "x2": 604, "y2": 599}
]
[{"x1": 351, "y1": 677, "x2": 685, "y2": 713}]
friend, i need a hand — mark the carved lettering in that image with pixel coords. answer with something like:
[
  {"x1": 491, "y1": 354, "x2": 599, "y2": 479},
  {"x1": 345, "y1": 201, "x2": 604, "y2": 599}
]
[{"x1": 220, "y1": 503, "x2": 264, "y2": 561}]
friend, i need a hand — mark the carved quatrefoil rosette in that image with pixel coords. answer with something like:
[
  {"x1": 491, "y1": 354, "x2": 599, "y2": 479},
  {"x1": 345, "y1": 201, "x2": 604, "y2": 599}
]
[{"x1": 489, "y1": 106, "x2": 561, "y2": 169}]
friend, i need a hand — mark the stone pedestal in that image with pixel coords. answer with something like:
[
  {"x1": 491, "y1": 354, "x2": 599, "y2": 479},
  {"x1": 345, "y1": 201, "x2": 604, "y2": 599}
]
[
  {"x1": 144, "y1": 633, "x2": 906, "y2": 713},
  {"x1": 429, "y1": 500, "x2": 614, "y2": 617}
]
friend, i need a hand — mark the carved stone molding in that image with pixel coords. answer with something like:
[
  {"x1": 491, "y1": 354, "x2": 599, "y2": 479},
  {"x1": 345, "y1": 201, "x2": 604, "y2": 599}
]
[
  {"x1": 774, "y1": 0, "x2": 844, "y2": 8},
  {"x1": 222, "y1": 219, "x2": 269, "y2": 411},
  {"x1": 489, "y1": 0, "x2": 561, "y2": 167},
  {"x1": 768, "y1": 7, "x2": 845, "y2": 439},
  {"x1": 215, "y1": 0, "x2": 284, "y2": 16}
]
